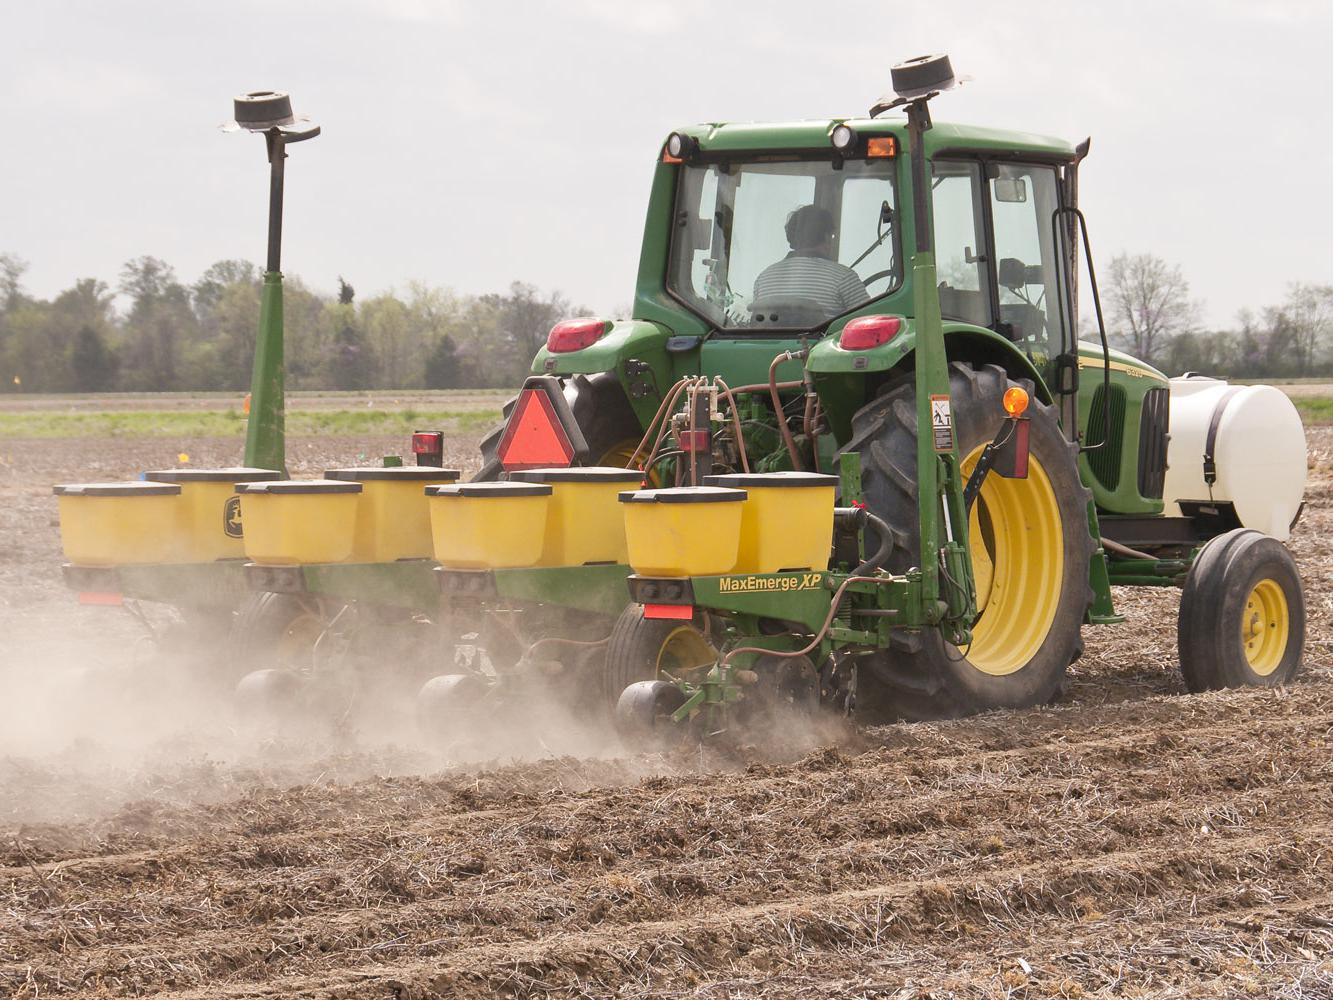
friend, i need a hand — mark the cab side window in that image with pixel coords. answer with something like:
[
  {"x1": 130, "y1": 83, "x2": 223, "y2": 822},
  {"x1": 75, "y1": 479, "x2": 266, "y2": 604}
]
[
  {"x1": 989, "y1": 164, "x2": 1066, "y2": 356},
  {"x1": 929, "y1": 160, "x2": 991, "y2": 328}
]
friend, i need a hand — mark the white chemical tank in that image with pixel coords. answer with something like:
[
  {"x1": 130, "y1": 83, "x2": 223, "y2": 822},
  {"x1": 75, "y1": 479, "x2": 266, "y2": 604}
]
[{"x1": 1163, "y1": 375, "x2": 1306, "y2": 541}]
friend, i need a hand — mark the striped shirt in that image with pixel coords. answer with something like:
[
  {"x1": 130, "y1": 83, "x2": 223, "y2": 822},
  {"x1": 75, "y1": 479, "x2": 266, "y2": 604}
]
[{"x1": 752, "y1": 253, "x2": 870, "y2": 319}]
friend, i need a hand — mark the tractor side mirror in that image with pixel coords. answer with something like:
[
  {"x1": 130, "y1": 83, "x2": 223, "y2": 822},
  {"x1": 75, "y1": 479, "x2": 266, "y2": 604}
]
[{"x1": 994, "y1": 177, "x2": 1028, "y2": 203}]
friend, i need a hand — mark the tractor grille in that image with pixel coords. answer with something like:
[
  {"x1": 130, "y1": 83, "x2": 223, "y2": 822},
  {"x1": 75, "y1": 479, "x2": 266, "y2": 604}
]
[
  {"x1": 1085, "y1": 383, "x2": 1126, "y2": 492},
  {"x1": 1137, "y1": 387, "x2": 1170, "y2": 500}
]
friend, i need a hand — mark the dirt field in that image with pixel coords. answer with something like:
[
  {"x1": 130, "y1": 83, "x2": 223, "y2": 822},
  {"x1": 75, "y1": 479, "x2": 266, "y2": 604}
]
[{"x1": 1, "y1": 429, "x2": 1331, "y2": 998}]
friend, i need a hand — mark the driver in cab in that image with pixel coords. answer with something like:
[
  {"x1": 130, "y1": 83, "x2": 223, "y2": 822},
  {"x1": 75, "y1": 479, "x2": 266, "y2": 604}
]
[{"x1": 753, "y1": 205, "x2": 869, "y2": 318}]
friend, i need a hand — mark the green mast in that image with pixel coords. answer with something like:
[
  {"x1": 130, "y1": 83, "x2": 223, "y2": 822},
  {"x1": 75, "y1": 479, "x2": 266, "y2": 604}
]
[
  {"x1": 223, "y1": 90, "x2": 320, "y2": 474},
  {"x1": 872, "y1": 55, "x2": 976, "y2": 637}
]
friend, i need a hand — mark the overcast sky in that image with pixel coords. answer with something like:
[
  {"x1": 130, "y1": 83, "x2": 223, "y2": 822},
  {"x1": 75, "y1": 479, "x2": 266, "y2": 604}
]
[{"x1": 3, "y1": 1, "x2": 1330, "y2": 328}]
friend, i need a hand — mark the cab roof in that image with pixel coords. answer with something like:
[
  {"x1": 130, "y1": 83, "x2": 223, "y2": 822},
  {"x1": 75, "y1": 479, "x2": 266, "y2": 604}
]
[{"x1": 671, "y1": 118, "x2": 1077, "y2": 161}]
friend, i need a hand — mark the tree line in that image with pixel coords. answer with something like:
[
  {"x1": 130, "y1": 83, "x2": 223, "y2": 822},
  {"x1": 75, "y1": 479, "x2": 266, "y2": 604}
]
[
  {"x1": 1103, "y1": 254, "x2": 1333, "y2": 378},
  {"x1": 1, "y1": 250, "x2": 1330, "y2": 393},
  {"x1": 0, "y1": 254, "x2": 583, "y2": 393}
]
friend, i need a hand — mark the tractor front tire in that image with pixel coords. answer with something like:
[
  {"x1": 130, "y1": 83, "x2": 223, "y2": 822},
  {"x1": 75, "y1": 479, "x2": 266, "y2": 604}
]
[
  {"x1": 1178, "y1": 528, "x2": 1305, "y2": 691},
  {"x1": 847, "y1": 362, "x2": 1094, "y2": 720}
]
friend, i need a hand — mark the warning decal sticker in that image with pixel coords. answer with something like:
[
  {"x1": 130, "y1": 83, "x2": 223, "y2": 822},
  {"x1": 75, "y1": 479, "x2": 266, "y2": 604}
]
[{"x1": 930, "y1": 394, "x2": 955, "y2": 452}]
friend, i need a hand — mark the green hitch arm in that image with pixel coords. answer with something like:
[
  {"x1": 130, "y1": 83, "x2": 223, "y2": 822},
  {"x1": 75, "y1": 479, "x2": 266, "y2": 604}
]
[{"x1": 244, "y1": 271, "x2": 285, "y2": 473}]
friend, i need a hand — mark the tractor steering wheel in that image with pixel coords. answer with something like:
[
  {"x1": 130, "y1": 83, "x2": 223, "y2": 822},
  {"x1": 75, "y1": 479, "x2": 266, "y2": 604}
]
[{"x1": 862, "y1": 268, "x2": 896, "y2": 290}]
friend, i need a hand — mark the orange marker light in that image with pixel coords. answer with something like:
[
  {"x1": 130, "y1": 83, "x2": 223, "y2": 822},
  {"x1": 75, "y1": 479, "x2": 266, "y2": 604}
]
[
  {"x1": 866, "y1": 136, "x2": 897, "y2": 158},
  {"x1": 1002, "y1": 386, "x2": 1030, "y2": 416}
]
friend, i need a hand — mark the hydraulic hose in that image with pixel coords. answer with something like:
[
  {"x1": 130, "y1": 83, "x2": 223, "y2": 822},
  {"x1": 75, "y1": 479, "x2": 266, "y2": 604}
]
[
  {"x1": 1101, "y1": 536, "x2": 1156, "y2": 561},
  {"x1": 728, "y1": 379, "x2": 803, "y2": 395},
  {"x1": 718, "y1": 509, "x2": 895, "y2": 667},
  {"x1": 517, "y1": 634, "x2": 614, "y2": 673},
  {"x1": 639, "y1": 377, "x2": 698, "y2": 476},
  {"x1": 629, "y1": 376, "x2": 692, "y2": 470},
  {"x1": 769, "y1": 351, "x2": 805, "y2": 472},
  {"x1": 854, "y1": 509, "x2": 895, "y2": 575},
  {"x1": 523, "y1": 634, "x2": 612, "y2": 655},
  {"x1": 713, "y1": 377, "x2": 751, "y2": 474},
  {"x1": 802, "y1": 393, "x2": 816, "y2": 459},
  {"x1": 722, "y1": 574, "x2": 882, "y2": 667}
]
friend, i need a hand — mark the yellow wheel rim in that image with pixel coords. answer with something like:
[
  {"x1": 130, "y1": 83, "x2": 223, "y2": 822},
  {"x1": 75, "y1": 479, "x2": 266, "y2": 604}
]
[
  {"x1": 598, "y1": 438, "x2": 660, "y2": 487},
  {"x1": 1241, "y1": 578, "x2": 1289, "y2": 676},
  {"x1": 656, "y1": 625, "x2": 717, "y2": 679},
  {"x1": 275, "y1": 608, "x2": 324, "y2": 672},
  {"x1": 598, "y1": 439, "x2": 641, "y2": 467},
  {"x1": 959, "y1": 444, "x2": 1064, "y2": 676}
]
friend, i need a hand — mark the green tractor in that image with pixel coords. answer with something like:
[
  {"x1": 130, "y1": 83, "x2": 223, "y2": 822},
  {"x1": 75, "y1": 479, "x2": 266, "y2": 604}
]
[
  {"x1": 462, "y1": 53, "x2": 1307, "y2": 727},
  {"x1": 55, "y1": 67, "x2": 1303, "y2": 740}
]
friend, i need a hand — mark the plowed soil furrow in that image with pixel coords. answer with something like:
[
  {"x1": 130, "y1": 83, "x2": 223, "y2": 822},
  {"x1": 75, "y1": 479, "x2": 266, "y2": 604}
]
[
  {"x1": 5, "y1": 706, "x2": 1331, "y2": 996},
  {"x1": 6, "y1": 700, "x2": 1329, "y2": 894},
  {"x1": 104, "y1": 829, "x2": 1331, "y2": 1000},
  {"x1": 7, "y1": 683, "x2": 1330, "y2": 872},
  {"x1": 11, "y1": 774, "x2": 1331, "y2": 998}
]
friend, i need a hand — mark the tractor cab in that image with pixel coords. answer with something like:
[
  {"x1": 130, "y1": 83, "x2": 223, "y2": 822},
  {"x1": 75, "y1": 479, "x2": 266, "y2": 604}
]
[
  {"x1": 666, "y1": 148, "x2": 899, "y2": 331},
  {"x1": 647, "y1": 120, "x2": 1085, "y2": 394}
]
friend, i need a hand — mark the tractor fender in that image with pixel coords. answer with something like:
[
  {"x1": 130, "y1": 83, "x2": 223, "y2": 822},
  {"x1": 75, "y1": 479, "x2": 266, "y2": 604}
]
[
  {"x1": 532, "y1": 319, "x2": 673, "y2": 378},
  {"x1": 806, "y1": 320, "x2": 1054, "y2": 403},
  {"x1": 531, "y1": 319, "x2": 677, "y2": 426}
]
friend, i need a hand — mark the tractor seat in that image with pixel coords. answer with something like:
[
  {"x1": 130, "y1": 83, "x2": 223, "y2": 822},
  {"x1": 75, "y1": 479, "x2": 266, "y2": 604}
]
[
  {"x1": 747, "y1": 296, "x2": 832, "y2": 330},
  {"x1": 999, "y1": 302, "x2": 1048, "y2": 342}
]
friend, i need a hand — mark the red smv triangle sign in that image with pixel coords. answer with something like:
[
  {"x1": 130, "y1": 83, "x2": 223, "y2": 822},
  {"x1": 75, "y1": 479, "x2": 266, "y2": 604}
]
[{"x1": 497, "y1": 388, "x2": 576, "y2": 471}]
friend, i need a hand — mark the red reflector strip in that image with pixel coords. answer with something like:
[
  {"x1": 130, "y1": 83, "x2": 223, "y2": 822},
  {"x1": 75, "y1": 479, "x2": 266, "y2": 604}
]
[
  {"x1": 497, "y1": 388, "x2": 576, "y2": 471},
  {"x1": 1011, "y1": 418, "x2": 1030, "y2": 478},
  {"x1": 644, "y1": 603, "x2": 694, "y2": 620},
  {"x1": 78, "y1": 591, "x2": 123, "y2": 606},
  {"x1": 412, "y1": 432, "x2": 443, "y2": 454},
  {"x1": 676, "y1": 429, "x2": 710, "y2": 452}
]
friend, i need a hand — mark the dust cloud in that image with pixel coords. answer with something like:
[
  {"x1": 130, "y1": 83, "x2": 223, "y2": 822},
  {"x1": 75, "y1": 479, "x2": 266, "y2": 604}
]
[{"x1": 0, "y1": 597, "x2": 852, "y2": 832}]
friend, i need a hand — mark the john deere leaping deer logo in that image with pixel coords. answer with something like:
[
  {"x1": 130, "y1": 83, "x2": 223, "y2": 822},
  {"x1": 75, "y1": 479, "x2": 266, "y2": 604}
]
[{"x1": 223, "y1": 495, "x2": 243, "y2": 538}]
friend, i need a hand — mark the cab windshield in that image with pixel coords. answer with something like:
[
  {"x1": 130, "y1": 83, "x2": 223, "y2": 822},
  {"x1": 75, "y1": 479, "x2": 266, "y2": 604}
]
[{"x1": 668, "y1": 157, "x2": 900, "y2": 330}]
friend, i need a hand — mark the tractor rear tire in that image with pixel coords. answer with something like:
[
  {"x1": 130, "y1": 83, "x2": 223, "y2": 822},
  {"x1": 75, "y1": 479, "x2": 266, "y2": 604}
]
[
  {"x1": 604, "y1": 604, "x2": 718, "y2": 710},
  {"x1": 473, "y1": 372, "x2": 643, "y2": 481},
  {"x1": 845, "y1": 362, "x2": 1094, "y2": 720},
  {"x1": 1178, "y1": 528, "x2": 1305, "y2": 691}
]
